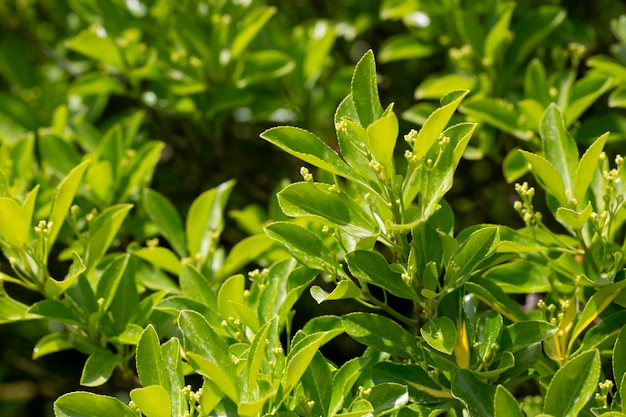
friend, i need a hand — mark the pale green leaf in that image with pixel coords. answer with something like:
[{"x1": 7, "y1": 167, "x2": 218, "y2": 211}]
[
  {"x1": 351, "y1": 50, "x2": 383, "y2": 127},
  {"x1": 54, "y1": 392, "x2": 136, "y2": 417}
]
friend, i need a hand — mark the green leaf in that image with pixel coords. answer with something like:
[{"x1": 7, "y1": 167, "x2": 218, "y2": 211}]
[
  {"x1": 346, "y1": 250, "x2": 418, "y2": 300},
  {"x1": 260, "y1": 127, "x2": 355, "y2": 182},
  {"x1": 161, "y1": 338, "x2": 186, "y2": 417},
  {"x1": 614, "y1": 325, "x2": 626, "y2": 392},
  {"x1": 476, "y1": 310, "x2": 503, "y2": 361},
  {"x1": 366, "y1": 105, "x2": 398, "y2": 177},
  {"x1": 246, "y1": 319, "x2": 275, "y2": 397},
  {"x1": 525, "y1": 59, "x2": 551, "y2": 106},
  {"x1": 544, "y1": 349, "x2": 600, "y2": 417},
  {"x1": 129, "y1": 385, "x2": 171, "y2": 417},
  {"x1": 379, "y1": 35, "x2": 434, "y2": 63},
  {"x1": 80, "y1": 351, "x2": 121, "y2": 387},
  {"x1": 218, "y1": 274, "x2": 259, "y2": 331},
  {"x1": 575, "y1": 132, "x2": 607, "y2": 206},
  {"x1": 500, "y1": 321, "x2": 557, "y2": 352},
  {"x1": 178, "y1": 310, "x2": 238, "y2": 401},
  {"x1": 466, "y1": 279, "x2": 527, "y2": 322},
  {"x1": 180, "y1": 263, "x2": 216, "y2": 308},
  {"x1": 367, "y1": 382, "x2": 409, "y2": 415},
  {"x1": 67, "y1": 29, "x2": 125, "y2": 68},
  {"x1": 351, "y1": 50, "x2": 383, "y2": 127},
  {"x1": 301, "y1": 352, "x2": 333, "y2": 417},
  {"x1": 568, "y1": 280, "x2": 626, "y2": 351},
  {"x1": 143, "y1": 189, "x2": 187, "y2": 258},
  {"x1": 556, "y1": 203, "x2": 593, "y2": 230},
  {"x1": 44, "y1": 252, "x2": 86, "y2": 298},
  {"x1": 578, "y1": 311, "x2": 626, "y2": 353},
  {"x1": 415, "y1": 74, "x2": 475, "y2": 100},
  {"x1": 230, "y1": 6, "x2": 277, "y2": 58},
  {"x1": 494, "y1": 385, "x2": 524, "y2": 417},
  {"x1": 136, "y1": 325, "x2": 168, "y2": 388},
  {"x1": 265, "y1": 222, "x2": 339, "y2": 272},
  {"x1": 133, "y1": 246, "x2": 182, "y2": 276},
  {"x1": 118, "y1": 141, "x2": 164, "y2": 203},
  {"x1": 371, "y1": 362, "x2": 453, "y2": 402},
  {"x1": 483, "y1": 261, "x2": 551, "y2": 294},
  {"x1": 540, "y1": 104, "x2": 578, "y2": 198},
  {"x1": 33, "y1": 332, "x2": 74, "y2": 360},
  {"x1": 505, "y1": 6, "x2": 566, "y2": 69},
  {"x1": 303, "y1": 20, "x2": 336, "y2": 86},
  {"x1": 451, "y1": 369, "x2": 496, "y2": 417},
  {"x1": 277, "y1": 182, "x2": 376, "y2": 237},
  {"x1": 483, "y1": 2, "x2": 515, "y2": 62},
  {"x1": 216, "y1": 234, "x2": 277, "y2": 282},
  {"x1": 54, "y1": 392, "x2": 136, "y2": 417},
  {"x1": 85, "y1": 204, "x2": 133, "y2": 272},
  {"x1": 283, "y1": 329, "x2": 343, "y2": 395},
  {"x1": 503, "y1": 148, "x2": 529, "y2": 183},
  {"x1": 237, "y1": 50, "x2": 295, "y2": 87},
  {"x1": 342, "y1": 312, "x2": 419, "y2": 359},
  {"x1": 28, "y1": 299, "x2": 84, "y2": 326},
  {"x1": 329, "y1": 357, "x2": 370, "y2": 416},
  {"x1": 421, "y1": 316, "x2": 457, "y2": 354},
  {"x1": 185, "y1": 180, "x2": 234, "y2": 258},
  {"x1": 0, "y1": 196, "x2": 30, "y2": 248},
  {"x1": 414, "y1": 90, "x2": 469, "y2": 161},
  {"x1": 520, "y1": 151, "x2": 567, "y2": 205},
  {"x1": 310, "y1": 279, "x2": 362, "y2": 304},
  {"x1": 609, "y1": 85, "x2": 626, "y2": 108},
  {"x1": 448, "y1": 226, "x2": 499, "y2": 287},
  {"x1": 566, "y1": 75, "x2": 612, "y2": 126},
  {"x1": 96, "y1": 254, "x2": 130, "y2": 312},
  {"x1": 461, "y1": 97, "x2": 531, "y2": 140}
]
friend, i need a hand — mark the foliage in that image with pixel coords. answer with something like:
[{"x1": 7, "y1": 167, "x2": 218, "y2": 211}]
[{"x1": 1, "y1": 1, "x2": 626, "y2": 417}]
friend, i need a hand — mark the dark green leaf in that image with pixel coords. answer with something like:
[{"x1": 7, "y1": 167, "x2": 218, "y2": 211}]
[
  {"x1": 342, "y1": 312, "x2": 419, "y2": 359},
  {"x1": 494, "y1": 385, "x2": 524, "y2": 417},
  {"x1": 614, "y1": 325, "x2": 626, "y2": 391},
  {"x1": 85, "y1": 204, "x2": 133, "y2": 272},
  {"x1": 372, "y1": 362, "x2": 453, "y2": 402},
  {"x1": 540, "y1": 104, "x2": 578, "y2": 197},
  {"x1": 544, "y1": 349, "x2": 600, "y2": 417},
  {"x1": 500, "y1": 321, "x2": 557, "y2": 352},
  {"x1": 451, "y1": 369, "x2": 496, "y2": 417},
  {"x1": 346, "y1": 250, "x2": 418, "y2": 300}
]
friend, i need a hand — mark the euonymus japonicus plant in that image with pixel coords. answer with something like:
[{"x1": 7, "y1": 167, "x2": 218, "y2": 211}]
[
  {"x1": 260, "y1": 50, "x2": 626, "y2": 416},
  {"x1": 3, "y1": 49, "x2": 625, "y2": 416}
]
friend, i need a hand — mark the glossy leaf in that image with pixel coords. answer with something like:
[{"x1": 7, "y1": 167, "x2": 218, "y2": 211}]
[
  {"x1": 28, "y1": 299, "x2": 83, "y2": 327},
  {"x1": 461, "y1": 97, "x2": 530, "y2": 140},
  {"x1": 351, "y1": 50, "x2": 383, "y2": 127},
  {"x1": 186, "y1": 180, "x2": 234, "y2": 258},
  {"x1": 556, "y1": 202, "x2": 593, "y2": 230},
  {"x1": 503, "y1": 148, "x2": 529, "y2": 183},
  {"x1": 311, "y1": 279, "x2": 362, "y2": 304},
  {"x1": 568, "y1": 280, "x2": 626, "y2": 351},
  {"x1": 178, "y1": 310, "x2": 238, "y2": 401},
  {"x1": 494, "y1": 385, "x2": 524, "y2": 417},
  {"x1": 613, "y1": 325, "x2": 626, "y2": 391},
  {"x1": 346, "y1": 250, "x2": 418, "y2": 300},
  {"x1": 342, "y1": 312, "x2": 419, "y2": 359},
  {"x1": 84, "y1": 204, "x2": 133, "y2": 272},
  {"x1": 329, "y1": 357, "x2": 370, "y2": 416},
  {"x1": 80, "y1": 351, "x2": 121, "y2": 387},
  {"x1": 366, "y1": 106, "x2": 398, "y2": 176},
  {"x1": 33, "y1": 332, "x2": 74, "y2": 360},
  {"x1": 451, "y1": 369, "x2": 496, "y2": 417},
  {"x1": 260, "y1": 127, "x2": 355, "y2": 181},
  {"x1": 540, "y1": 104, "x2": 578, "y2": 197},
  {"x1": 136, "y1": 325, "x2": 168, "y2": 388},
  {"x1": 283, "y1": 328, "x2": 343, "y2": 395},
  {"x1": 96, "y1": 254, "x2": 129, "y2": 312},
  {"x1": 130, "y1": 385, "x2": 171, "y2": 417},
  {"x1": 500, "y1": 321, "x2": 557, "y2": 352},
  {"x1": 301, "y1": 352, "x2": 333, "y2": 417},
  {"x1": 367, "y1": 382, "x2": 409, "y2": 415},
  {"x1": 575, "y1": 132, "x2": 607, "y2": 206},
  {"x1": 49, "y1": 160, "x2": 90, "y2": 248},
  {"x1": 54, "y1": 392, "x2": 136, "y2": 417},
  {"x1": 414, "y1": 90, "x2": 469, "y2": 161},
  {"x1": 133, "y1": 246, "x2": 182, "y2": 276},
  {"x1": 520, "y1": 151, "x2": 567, "y2": 205},
  {"x1": 544, "y1": 349, "x2": 600, "y2": 417},
  {"x1": 265, "y1": 221, "x2": 338, "y2": 272},
  {"x1": 143, "y1": 189, "x2": 187, "y2": 258},
  {"x1": 448, "y1": 226, "x2": 499, "y2": 287},
  {"x1": 421, "y1": 316, "x2": 457, "y2": 355},
  {"x1": 483, "y1": 2, "x2": 515, "y2": 62},
  {"x1": 278, "y1": 182, "x2": 376, "y2": 236}
]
